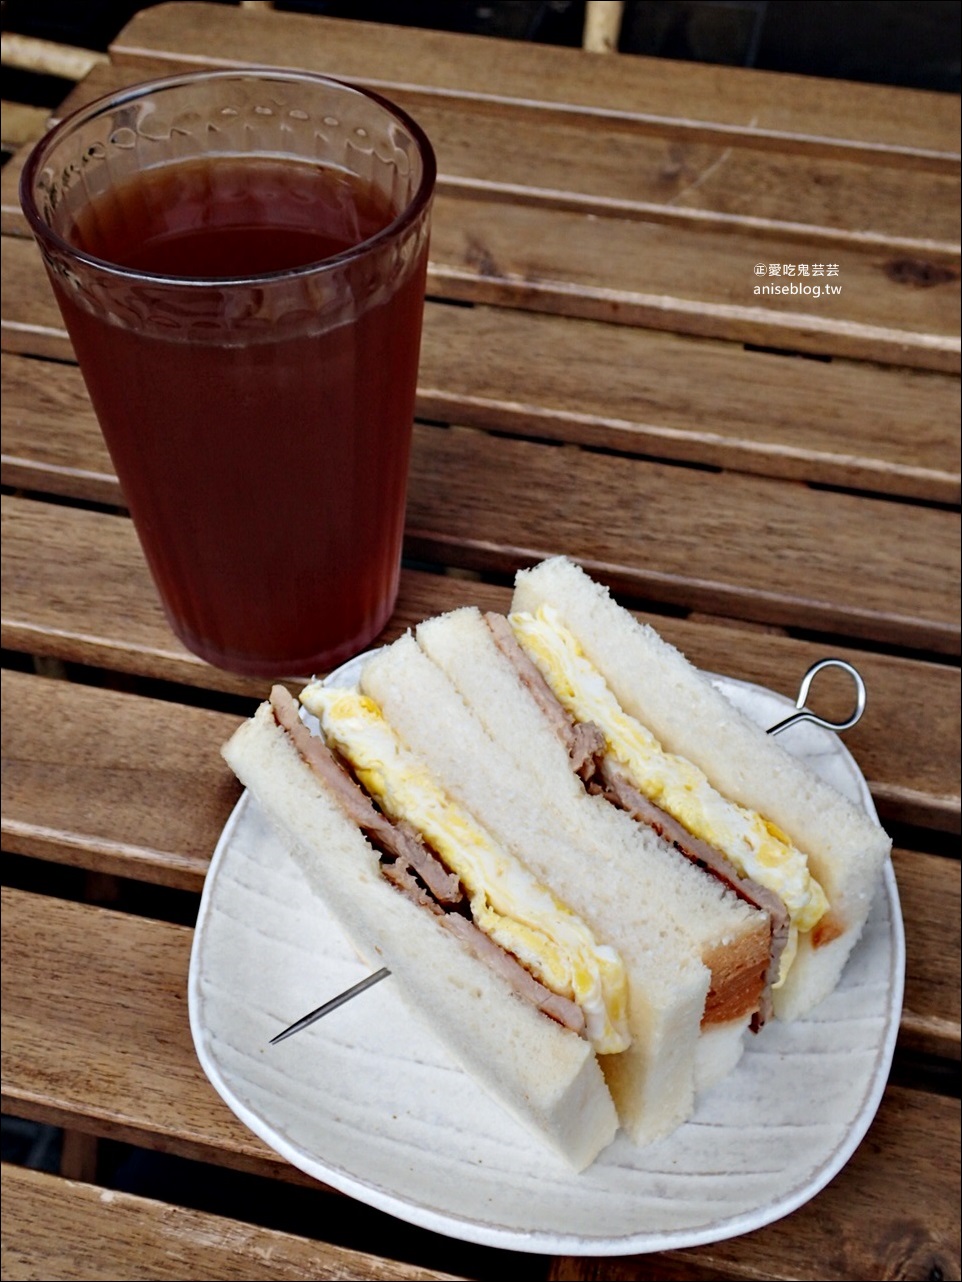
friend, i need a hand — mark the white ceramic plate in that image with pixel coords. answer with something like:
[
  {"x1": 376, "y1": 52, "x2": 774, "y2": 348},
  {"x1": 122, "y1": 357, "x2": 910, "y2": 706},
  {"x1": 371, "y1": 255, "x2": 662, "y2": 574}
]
[{"x1": 188, "y1": 659, "x2": 904, "y2": 1256}]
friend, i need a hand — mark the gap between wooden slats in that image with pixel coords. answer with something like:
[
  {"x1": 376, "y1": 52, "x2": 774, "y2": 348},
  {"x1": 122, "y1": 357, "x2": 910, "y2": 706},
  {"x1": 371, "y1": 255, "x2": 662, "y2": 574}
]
[
  {"x1": 1, "y1": 1163, "x2": 467, "y2": 1282},
  {"x1": 3, "y1": 199, "x2": 957, "y2": 371},
  {"x1": 0, "y1": 276, "x2": 959, "y2": 654},
  {"x1": 2, "y1": 665, "x2": 958, "y2": 1062},
  {"x1": 2, "y1": 496, "x2": 959, "y2": 835},
  {"x1": 548, "y1": 1079, "x2": 960, "y2": 1278},
  {"x1": 0, "y1": 667, "x2": 245, "y2": 888},
  {"x1": 403, "y1": 427, "x2": 959, "y2": 656},
  {"x1": 109, "y1": 2, "x2": 960, "y2": 167},
  {"x1": 16, "y1": 55, "x2": 961, "y2": 255},
  {"x1": 424, "y1": 197, "x2": 959, "y2": 374},
  {"x1": 2, "y1": 432, "x2": 958, "y2": 665},
  {"x1": 3, "y1": 353, "x2": 958, "y2": 655},
  {"x1": 4, "y1": 74, "x2": 959, "y2": 373},
  {"x1": 0, "y1": 887, "x2": 296, "y2": 1181},
  {"x1": 1, "y1": 888, "x2": 959, "y2": 1282},
  {"x1": 2, "y1": 260, "x2": 959, "y2": 502}
]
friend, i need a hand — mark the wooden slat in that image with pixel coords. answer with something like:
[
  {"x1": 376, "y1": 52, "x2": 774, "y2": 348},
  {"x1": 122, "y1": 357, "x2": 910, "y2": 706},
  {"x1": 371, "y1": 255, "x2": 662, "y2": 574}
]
[
  {"x1": 1, "y1": 669, "x2": 243, "y2": 891},
  {"x1": 3, "y1": 19, "x2": 956, "y2": 1282},
  {"x1": 5, "y1": 185, "x2": 957, "y2": 376},
  {"x1": 0, "y1": 101, "x2": 48, "y2": 152},
  {"x1": 0, "y1": 496, "x2": 510, "y2": 697},
  {"x1": 897, "y1": 846, "x2": 962, "y2": 1061},
  {"x1": 1, "y1": 887, "x2": 298, "y2": 1180},
  {"x1": 3, "y1": 276, "x2": 960, "y2": 501},
  {"x1": 3, "y1": 667, "x2": 958, "y2": 1059},
  {"x1": 1, "y1": 345, "x2": 118, "y2": 504},
  {"x1": 418, "y1": 311, "x2": 960, "y2": 504},
  {"x1": 2, "y1": 888, "x2": 959, "y2": 1282},
  {"x1": 0, "y1": 141, "x2": 32, "y2": 236},
  {"x1": 548, "y1": 1083, "x2": 960, "y2": 1281},
  {"x1": 0, "y1": 237, "x2": 70, "y2": 362},
  {"x1": 5, "y1": 88, "x2": 958, "y2": 372},
  {"x1": 0, "y1": 1163, "x2": 466, "y2": 1282},
  {"x1": 3, "y1": 498, "x2": 959, "y2": 832},
  {"x1": 110, "y1": 2, "x2": 960, "y2": 165},
  {"x1": 425, "y1": 194, "x2": 960, "y2": 372},
  {"x1": 0, "y1": 317, "x2": 958, "y2": 652},
  {"x1": 0, "y1": 33, "x2": 107, "y2": 81},
  {"x1": 16, "y1": 55, "x2": 960, "y2": 254},
  {"x1": 406, "y1": 426, "x2": 960, "y2": 654}
]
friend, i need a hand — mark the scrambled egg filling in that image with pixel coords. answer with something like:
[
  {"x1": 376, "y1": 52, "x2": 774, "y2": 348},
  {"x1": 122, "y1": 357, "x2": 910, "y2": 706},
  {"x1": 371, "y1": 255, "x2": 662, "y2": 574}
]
[
  {"x1": 300, "y1": 683, "x2": 631, "y2": 1054},
  {"x1": 508, "y1": 606, "x2": 830, "y2": 986}
]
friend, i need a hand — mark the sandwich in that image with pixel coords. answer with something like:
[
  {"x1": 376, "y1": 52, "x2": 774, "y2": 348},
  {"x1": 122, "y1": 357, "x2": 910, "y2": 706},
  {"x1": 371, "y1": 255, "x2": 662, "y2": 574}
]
[
  {"x1": 220, "y1": 557, "x2": 890, "y2": 1169},
  {"x1": 416, "y1": 556, "x2": 891, "y2": 1024},
  {"x1": 224, "y1": 683, "x2": 627, "y2": 1170}
]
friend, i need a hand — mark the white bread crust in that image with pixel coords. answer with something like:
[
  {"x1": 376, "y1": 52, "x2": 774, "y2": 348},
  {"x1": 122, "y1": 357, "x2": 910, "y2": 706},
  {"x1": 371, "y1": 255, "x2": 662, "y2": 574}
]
[
  {"x1": 512, "y1": 556, "x2": 892, "y2": 1019},
  {"x1": 222, "y1": 702, "x2": 618, "y2": 1170}
]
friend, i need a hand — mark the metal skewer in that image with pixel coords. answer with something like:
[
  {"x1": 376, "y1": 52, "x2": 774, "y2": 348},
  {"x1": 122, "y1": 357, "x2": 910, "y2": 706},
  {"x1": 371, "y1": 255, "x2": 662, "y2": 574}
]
[
  {"x1": 269, "y1": 658, "x2": 866, "y2": 1044},
  {"x1": 269, "y1": 966, "x2": 391, "y2": 1044}
]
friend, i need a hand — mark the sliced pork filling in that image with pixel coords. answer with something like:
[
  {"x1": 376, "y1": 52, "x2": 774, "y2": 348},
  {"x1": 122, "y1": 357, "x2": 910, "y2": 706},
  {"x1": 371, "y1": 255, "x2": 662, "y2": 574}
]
[
  {"x1": 269, "y1": 685, "x2": 587, "y2": 1038},
  {"x1": 483, "y1": 613, "x2": 788, "y2": 1029}
]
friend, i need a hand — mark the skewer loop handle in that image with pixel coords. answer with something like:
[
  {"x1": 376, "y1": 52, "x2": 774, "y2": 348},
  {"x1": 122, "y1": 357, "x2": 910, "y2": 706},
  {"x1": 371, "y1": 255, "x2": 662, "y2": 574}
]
[{"x1": 767, "y1": 658, "x2": 866, "y2": 737}]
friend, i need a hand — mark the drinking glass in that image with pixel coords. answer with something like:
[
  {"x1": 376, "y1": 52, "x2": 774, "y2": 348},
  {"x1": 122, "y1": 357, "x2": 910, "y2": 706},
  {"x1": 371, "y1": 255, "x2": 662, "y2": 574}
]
[{"x1": 21, "y1": 69, "x2": 436, "y2": 677}]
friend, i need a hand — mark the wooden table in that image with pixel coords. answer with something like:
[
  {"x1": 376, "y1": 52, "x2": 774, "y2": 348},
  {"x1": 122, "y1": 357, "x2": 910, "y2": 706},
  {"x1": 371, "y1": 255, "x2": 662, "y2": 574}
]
[{"x1": 2, "y1": 5, "x2": 959, "y2": 1279}]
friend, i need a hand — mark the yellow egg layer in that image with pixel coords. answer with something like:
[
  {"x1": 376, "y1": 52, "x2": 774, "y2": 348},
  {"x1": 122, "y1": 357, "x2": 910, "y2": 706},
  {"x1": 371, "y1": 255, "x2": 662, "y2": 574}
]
[
  {"x1": 300, "y1": 683, "x2": 630, "y2": 1053},
  {"x1": 508, "y1": 607, "x2": 830, "y2": 985}
]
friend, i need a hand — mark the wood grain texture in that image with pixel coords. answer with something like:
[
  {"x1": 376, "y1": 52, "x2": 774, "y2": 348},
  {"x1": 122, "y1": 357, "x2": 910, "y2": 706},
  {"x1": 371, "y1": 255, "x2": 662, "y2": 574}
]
[
  {"x1": 425, "y1": 194, "x2": 960, "y2": 372},
  {"x1": 1, "y1": 346, "x2": 117, "y2": 504},
  {"x1": 16, "y1": 55, "x2": 960, "y2": 254},
  {"x1": 110, "y1": 2, "x2": 960, "y2": 164},
  {"x1": 415, "y1": 306, "x2": 961, "y2": 503},
  {"x1": 1, "y1": 668, "x2": 243, "y2": 890},
  {"x1": 3, "y1": 17, "x2": 958, "y2": 1281},
  {"x1": 0, "y1": 1163, "x2": 467, "y2": 1281},
  {"x1": 0, "y1": 235, "x2": 68, "y2": 361},
  {"x1": 4, "y1": 274, "x2": 959, "y2": 500},
  {"x1": 0, "y1": 496, "x2": 508, "y2": 697},
  {"x1": 276, "y1": 109, "x2": 959, "y2": 250},
  {"x1": 2, "y1": 663, "x2": 958, "y2": 1057},
  {"x1": 3, "y1": 499, "x2": 959, "y2": 832},
  {"x1": 0, "y1": 101, "x2": 48, "y2": 151},
  {"x1": 1, "y1": 324, "x2": 958, "y2": 653},
  {"x1": 6, "y1": 131, "x2": 959, "y2": 373},
  {"x1": 2, "y1": 889, "x2": 958, "y2": 1282},
  {"x1": 403, "y1": 426, "x2": 960, "y2": 655},
  {"x1": 548, "y1": 1079, "x2": 960, "y2": 1280},
  {"x1": 0, "y1": 136, "x2": 41, "y2": 237},
  {"x1": 1, "y1": 887, "x2": 297, "y2": 1180},
  {"x1": 6, "y1": 192, "x2": 958, "y2": 374},
  {"x1": 896, "y1": 847, "x2": 962, "y2": 1060}
]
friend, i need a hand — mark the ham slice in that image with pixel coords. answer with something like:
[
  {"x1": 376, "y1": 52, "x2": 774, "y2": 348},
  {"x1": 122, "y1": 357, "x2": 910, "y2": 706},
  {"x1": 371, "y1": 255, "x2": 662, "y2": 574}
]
[
  {"x1": 481, "y1": 618, "x2": 790, "y2": 1027},
  {"x1": 595, "y1": 759, "x2": 789, "y2": 1026},
  {"x1": 443, "y1": 914, "x2": 586, "y2": 1035},
  {"x1": 268, "y1": 684, "x2": 588, "y2": 1038},
  {"x1": 270, "y1": 686, "x2": 462, "y2": 905},
  {"x1": 485, "y1": 612, "x2": 605, "y2": 779}
]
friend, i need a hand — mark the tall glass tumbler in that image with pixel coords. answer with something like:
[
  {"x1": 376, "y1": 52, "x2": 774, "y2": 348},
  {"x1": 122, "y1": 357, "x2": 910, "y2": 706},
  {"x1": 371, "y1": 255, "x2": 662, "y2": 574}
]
[{"x1": 21, "y1": 69, "x2": 436, "y2": 677}]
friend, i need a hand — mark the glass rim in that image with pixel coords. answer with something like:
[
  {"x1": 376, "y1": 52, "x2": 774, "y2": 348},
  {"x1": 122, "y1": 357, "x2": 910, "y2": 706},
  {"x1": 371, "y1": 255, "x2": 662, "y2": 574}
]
[{"x1": 20, "y1": 66, "x2": 437, "y2": 289}]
